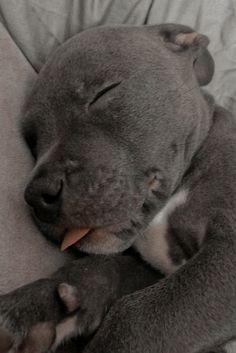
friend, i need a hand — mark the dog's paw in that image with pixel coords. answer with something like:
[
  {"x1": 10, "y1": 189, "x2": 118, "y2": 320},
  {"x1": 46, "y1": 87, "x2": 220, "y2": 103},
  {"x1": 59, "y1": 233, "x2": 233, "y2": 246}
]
[
  {"x1": 0, "y1": 257, "x2": 119, "y2": 353},
  {"x1": 53, "y1": 257, "x2": 120, "y2": 338},
  {"x1": 0, "y1": 279, "x2": 62, "y2": 353}
]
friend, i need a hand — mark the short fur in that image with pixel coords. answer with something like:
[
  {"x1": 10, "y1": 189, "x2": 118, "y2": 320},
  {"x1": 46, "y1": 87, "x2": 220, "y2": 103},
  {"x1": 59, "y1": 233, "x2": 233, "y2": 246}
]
[{"x1": 0, "y1": 24, "x2": 235, "y2": 353}]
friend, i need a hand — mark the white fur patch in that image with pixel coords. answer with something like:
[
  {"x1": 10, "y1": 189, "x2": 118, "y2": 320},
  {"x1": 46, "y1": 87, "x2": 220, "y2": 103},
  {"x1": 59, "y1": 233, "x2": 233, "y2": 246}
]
[
  {"x1": 51, "y1": 315, "x2": 79, "y2": 350},
  {"x1": 225, "y1": 340, "x2": 236, "y2": 353},
  {"x1": 134, "y1": 189, "x2": 188, "y2": 274}
]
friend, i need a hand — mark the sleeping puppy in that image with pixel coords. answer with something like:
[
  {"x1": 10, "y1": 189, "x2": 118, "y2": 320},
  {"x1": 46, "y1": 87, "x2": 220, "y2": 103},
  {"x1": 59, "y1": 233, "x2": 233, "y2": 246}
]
[{"x1": 0, "y1": 23, "x2": 235, "y2": 353}]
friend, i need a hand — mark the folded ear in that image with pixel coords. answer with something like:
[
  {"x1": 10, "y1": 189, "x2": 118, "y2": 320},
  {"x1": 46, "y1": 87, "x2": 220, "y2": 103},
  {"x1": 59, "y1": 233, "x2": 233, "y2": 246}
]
[{"x1": 159, "y1": 24, "x2": 215, "y2": 86}]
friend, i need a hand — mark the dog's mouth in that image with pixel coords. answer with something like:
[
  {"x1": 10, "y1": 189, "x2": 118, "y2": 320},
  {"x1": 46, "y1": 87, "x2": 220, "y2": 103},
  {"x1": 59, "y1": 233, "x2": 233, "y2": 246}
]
[
  {"x1": 32, "y1": 208, "x2": 143, "y2": 255},
  {"x1": 32, "y1": 205, "x2": 135, "y2": 254},
  {"x1": 61, "y1": 228, "x2": 92, "y2": 251}
]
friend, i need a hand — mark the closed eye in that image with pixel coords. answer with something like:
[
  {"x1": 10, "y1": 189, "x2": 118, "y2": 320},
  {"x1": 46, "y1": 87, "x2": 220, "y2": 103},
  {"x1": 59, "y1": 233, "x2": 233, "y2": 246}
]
[{"x1": 89, "y1": 81, "x2": 121, "y2": 106}]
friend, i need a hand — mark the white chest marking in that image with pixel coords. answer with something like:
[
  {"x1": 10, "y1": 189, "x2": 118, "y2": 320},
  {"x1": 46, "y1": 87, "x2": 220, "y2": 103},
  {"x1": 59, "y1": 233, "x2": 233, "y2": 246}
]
[
  {"x1": 134, "y1": 189, "x2": 188, "y2": 274},
  {"x1": 52, "y1": 315, "x2": 79, "y2": 350},
  {"x1": 225, "y1": 340, "x2": 236, "y2": 353}
]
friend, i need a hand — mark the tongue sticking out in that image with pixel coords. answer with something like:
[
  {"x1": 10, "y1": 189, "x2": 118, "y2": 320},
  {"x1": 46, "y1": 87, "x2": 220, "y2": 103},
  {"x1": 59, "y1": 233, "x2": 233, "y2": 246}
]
[{"x1": 61, "y1": 228, "x2": 91, "y2": 251}]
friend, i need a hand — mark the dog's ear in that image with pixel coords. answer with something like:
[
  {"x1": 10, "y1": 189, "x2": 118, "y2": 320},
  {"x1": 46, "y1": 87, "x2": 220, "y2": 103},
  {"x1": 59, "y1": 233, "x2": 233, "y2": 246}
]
[{"x1": 159, "y1": 24, "x2": 215, "y2": 86}]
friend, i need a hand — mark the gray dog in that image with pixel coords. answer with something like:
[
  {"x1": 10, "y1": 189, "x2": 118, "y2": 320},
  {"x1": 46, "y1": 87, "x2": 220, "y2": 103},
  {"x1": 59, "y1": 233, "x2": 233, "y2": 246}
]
[{"x1": 0, "y1": 23, "x2": 235, "y2": 353}]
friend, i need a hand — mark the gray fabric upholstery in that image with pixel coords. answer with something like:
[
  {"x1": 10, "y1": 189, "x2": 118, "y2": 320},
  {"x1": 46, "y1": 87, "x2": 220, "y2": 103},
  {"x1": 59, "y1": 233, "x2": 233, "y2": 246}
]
[{"x1": 0, "y1": 22, "x2": 70, "y2": 293}]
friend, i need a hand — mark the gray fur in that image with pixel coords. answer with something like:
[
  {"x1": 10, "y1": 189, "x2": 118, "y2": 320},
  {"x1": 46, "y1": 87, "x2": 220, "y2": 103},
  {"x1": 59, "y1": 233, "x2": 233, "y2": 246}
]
[{"x1": 0, "y1": 24, "x2": 235, "y2": 353}]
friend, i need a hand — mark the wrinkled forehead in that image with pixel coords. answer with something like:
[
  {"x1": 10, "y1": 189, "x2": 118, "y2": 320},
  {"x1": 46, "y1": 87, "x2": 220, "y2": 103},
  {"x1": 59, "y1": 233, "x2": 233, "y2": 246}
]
[
  {"x1": 75, "y1": 26, "x2": 164, "y2": 66},
  {"x1": 23, "y1": 25, "x2": 189, "y2": 140},
  {"x1": 40, "y1": 26, "x2": 171, "y2": 88}
]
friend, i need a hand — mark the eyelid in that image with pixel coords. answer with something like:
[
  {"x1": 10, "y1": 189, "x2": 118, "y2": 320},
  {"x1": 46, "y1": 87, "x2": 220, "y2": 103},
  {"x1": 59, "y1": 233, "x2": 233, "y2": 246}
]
[{"x1": 89, "y1": 81, "x2": 121, "y2": 106}]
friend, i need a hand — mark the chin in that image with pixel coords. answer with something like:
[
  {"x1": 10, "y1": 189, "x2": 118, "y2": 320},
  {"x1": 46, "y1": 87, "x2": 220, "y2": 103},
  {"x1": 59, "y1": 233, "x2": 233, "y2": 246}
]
[{"x1": 33, "y1": 213, "x2": 136, "y2": 254}]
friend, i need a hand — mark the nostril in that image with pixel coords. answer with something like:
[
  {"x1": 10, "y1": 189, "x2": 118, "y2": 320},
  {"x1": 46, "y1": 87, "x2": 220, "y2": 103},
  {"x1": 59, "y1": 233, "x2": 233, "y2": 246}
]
[
  {"x1": 41, "y1": 180, "x2": 63, "y2": 205},
  {"x1": 41, "y1": 192, "x2": 60, "y2": 205},
  {"x1": 24, "y1": 179, "x2": 63, "y2": 208}
]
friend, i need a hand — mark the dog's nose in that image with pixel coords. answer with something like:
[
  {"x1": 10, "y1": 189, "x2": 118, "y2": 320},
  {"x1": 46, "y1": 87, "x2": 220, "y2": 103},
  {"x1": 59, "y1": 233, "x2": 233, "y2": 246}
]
[{"x1": 24, "y1": 178, "x2": 63, "y2": 223}]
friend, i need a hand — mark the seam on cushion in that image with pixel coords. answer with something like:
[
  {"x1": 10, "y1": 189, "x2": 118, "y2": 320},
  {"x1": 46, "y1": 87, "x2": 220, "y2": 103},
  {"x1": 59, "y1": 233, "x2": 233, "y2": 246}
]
[
  {"x1": 143, "y1": 0, "x2": 155, "y2": 24},
  {"x1": 31, "y1": 0, "x2": 67, "y2": 17},
  {"x1": 0, "y1": 20, "x2": 36, "y2": 74},
  {"x1": 30, "y1": 3, "x2": 62, "y2": 45}
]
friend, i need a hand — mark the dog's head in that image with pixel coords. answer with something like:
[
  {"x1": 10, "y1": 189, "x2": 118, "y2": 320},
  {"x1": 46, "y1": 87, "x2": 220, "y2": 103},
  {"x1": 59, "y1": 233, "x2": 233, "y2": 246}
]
[{"x1": 22, "y1": 24, "x2": 215, "y2": 254}]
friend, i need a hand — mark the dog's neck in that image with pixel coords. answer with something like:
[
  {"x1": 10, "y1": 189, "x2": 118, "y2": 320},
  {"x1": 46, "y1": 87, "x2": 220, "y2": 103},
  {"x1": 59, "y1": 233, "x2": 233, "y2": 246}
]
[{"x1": 172, "y1": 89, "x2": 215, "y2": 192}]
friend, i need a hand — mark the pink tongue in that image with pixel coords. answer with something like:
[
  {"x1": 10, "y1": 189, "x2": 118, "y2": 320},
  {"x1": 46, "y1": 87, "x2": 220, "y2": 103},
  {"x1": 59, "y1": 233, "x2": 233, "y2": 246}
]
[{"x1": 61, "y1": 228, "x2": 91, "y2": 251}]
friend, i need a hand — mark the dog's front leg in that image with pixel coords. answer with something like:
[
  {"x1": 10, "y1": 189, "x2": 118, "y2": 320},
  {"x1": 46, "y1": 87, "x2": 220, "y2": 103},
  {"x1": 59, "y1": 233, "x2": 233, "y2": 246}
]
[
  {"x1": 85, "y1": 211, "x2": 236, "y2": 353},
  {"x1": 0, "y1": 254, "x2": 160, "y2": 353}
]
